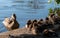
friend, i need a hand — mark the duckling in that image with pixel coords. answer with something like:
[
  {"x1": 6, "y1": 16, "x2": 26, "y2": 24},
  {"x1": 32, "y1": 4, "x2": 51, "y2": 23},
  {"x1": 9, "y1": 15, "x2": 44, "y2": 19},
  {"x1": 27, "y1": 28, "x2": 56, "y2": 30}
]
[
  {"x1": 44, "y1": 17, "x2": 54, "y2": 29},
  {"x1": 26, "y1": 20, "x2": 32, "y2": 28},
  {"x1": 32, "y1": 22, "x2": 39, "y2": 35},
  {"x1": 33, "y1": 19, "x2": 37, "y2": 23},
  {"x1": 26, "y1": 20, "x2": 33, "y2": 31}
]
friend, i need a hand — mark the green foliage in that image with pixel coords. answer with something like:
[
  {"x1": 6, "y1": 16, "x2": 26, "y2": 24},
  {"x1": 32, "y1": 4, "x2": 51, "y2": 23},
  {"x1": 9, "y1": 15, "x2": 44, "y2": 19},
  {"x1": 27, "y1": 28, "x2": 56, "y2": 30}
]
[
  {"x1": 48, "y1": 0, "x2": 60, "y2": 4},
  {"x1": 49, "y1": 8, "x2": 60, "y2": 16},
  {"x1": 49, "y1": 8, "x2": 53, "y2": 13},
  {"x1": 48, "y1": 0, "x2": 60, "y2": 16},
  {"x1": 54, "y1": 8, "x2": 60, "y2": 16},
  {"x1": 55, "y1": 0, "x2": 60, "y2": 4},
  {"x1": 48, "y1": 8, "x2": 54, "y2": 15}
]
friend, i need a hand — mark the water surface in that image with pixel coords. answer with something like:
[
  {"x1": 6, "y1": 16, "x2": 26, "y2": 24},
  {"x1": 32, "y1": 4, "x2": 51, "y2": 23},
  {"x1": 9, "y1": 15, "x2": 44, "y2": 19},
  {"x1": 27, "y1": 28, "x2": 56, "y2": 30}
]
[{"x1": 0, "y1": 0, "x2": 59, "y2": 32}]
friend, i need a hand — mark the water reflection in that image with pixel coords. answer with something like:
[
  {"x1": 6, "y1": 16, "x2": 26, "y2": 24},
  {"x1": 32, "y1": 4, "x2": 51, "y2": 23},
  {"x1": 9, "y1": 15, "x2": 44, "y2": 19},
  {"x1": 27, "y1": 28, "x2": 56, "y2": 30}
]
[{"x1": 0, "y1": 0, "x2": 48, "y2": 10}]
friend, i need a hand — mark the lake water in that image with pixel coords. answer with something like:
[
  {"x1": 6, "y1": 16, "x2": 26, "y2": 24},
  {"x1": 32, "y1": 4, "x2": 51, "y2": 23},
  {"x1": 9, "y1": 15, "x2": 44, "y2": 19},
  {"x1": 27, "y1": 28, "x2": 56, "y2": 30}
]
[{"x1": 0, "y1": 0, "x2": 60, "y2": 32}]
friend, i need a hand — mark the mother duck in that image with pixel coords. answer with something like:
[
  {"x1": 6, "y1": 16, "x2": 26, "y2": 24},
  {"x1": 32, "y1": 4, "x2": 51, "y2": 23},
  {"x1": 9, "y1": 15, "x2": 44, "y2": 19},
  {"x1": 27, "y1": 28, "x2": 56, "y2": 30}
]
[{"x1": 3, "y1": 14, "x2": 19, "y2": 31}]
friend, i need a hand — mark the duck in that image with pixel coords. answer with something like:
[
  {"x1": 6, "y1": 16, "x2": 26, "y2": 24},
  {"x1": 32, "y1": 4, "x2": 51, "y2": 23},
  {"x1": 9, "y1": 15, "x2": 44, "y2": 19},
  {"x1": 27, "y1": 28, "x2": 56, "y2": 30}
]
[{"x1": 3, "y1": 14, "x2": 19, "y2": 31}]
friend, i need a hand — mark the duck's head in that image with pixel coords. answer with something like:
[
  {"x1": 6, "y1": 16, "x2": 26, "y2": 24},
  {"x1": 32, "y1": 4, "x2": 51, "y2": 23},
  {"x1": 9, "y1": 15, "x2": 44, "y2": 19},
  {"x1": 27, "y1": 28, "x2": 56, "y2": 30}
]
[{"x1": 11, "y1": 13, "x2": 16, "y2": 20}]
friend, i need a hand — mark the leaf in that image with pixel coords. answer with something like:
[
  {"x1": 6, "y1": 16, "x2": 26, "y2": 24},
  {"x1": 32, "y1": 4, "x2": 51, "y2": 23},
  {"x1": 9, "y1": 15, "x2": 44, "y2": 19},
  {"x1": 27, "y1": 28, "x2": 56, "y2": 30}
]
[{"x1": 55, "y1": 0, "x2": 60, "y2": 4}]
